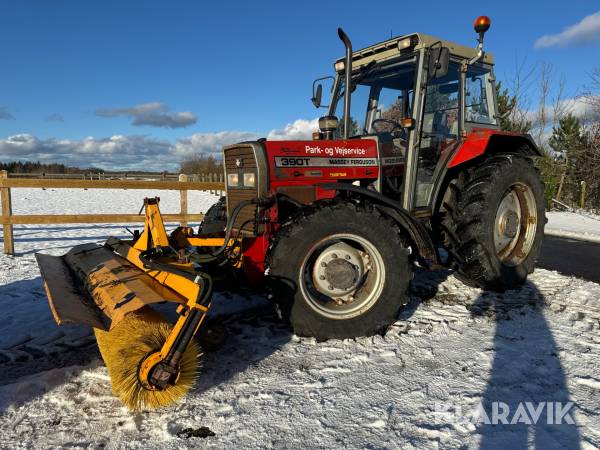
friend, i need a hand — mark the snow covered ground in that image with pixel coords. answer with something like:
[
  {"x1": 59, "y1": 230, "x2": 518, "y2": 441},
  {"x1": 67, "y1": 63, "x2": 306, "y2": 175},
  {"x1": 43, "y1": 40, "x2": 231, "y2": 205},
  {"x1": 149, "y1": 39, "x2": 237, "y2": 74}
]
[
  {"x1": 0, "y1": 188, "x2": 599, "y2": 449},
  {"x1": 546, "y1": 211, "x2": 600, "y2": 242}
]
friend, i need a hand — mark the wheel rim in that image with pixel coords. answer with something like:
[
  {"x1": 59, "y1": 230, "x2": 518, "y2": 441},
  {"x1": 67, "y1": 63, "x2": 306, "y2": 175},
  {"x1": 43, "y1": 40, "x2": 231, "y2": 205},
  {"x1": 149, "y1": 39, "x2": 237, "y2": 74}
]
[
  {"x1": 493, "y1": 182, "x2": 538, "y2": 266},
  {"x1": 298, "y1": 233, "x2": 385, "y2": 320}
]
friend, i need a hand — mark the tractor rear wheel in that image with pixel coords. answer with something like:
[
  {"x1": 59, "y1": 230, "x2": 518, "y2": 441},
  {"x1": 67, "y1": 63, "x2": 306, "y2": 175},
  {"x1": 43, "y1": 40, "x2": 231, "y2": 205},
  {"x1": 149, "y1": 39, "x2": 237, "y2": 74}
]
[
  {"x1": 267, "y1": 201, "x2": 411, "y2": 340},
  {"x1": 198, "y1": 197, "x2": 227, "y2": 236},
  {"x1": 441, "y1": 154, "x2": 546, "y2": 291}
]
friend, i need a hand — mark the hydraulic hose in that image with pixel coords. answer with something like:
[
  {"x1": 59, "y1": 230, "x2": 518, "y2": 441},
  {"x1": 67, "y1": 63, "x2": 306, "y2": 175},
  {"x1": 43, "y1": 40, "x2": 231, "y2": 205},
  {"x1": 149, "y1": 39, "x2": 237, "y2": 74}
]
[{"x1": 192, "y1": 197, "x2": 271, "y2": 264}]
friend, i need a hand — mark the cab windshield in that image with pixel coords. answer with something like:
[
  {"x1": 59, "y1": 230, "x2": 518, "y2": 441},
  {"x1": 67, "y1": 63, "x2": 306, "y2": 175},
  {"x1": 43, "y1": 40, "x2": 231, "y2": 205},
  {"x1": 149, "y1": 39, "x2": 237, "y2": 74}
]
[{"x1": 330, "y1": 56, "x2": 417, "y2": 138}]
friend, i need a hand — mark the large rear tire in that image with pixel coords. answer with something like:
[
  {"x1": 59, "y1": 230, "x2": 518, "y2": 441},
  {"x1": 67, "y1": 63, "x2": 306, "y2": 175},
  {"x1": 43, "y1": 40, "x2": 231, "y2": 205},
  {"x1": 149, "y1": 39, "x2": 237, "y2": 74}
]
[
  {"x1": 198, "y1": 197, "x2": 227, "y2": 236},
  {"x1": 440, "y1": 154, "x2": 546, "y2": 291},
  {"x1": 267, "y1": 201, "x2": 412, "y2": 340}
]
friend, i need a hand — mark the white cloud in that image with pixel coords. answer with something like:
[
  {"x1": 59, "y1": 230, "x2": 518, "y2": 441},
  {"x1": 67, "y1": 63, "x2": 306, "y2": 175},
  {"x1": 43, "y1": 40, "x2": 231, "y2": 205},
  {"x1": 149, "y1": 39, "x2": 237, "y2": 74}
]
[
  {"x1": 0, "y1": 132, "x2": 259, "y2": 171},
  {"x1": 96, "y1": 102, "x2": 198, "y2": 128},
  {"x1": 0, "y1": 118, "x2": 321, "y2": 171},
  {"x1": 267, "y1": 118, "x2": 319, "y2": 140},
  {"x1": 527, "y1": 95, "x2": 600, "y2": 127},
  {"x1": 173, "y1": 131, "x2": 260, "y2": 157},
  {"x1": 0, "y1": 134, "x2": 174, "y2": 171},
  {"x1": 563, "y1": 96, "x2": 599, "y2": 120},
  {"x1": 535, "y1": 11, "x2": 600, "y2": 48}
]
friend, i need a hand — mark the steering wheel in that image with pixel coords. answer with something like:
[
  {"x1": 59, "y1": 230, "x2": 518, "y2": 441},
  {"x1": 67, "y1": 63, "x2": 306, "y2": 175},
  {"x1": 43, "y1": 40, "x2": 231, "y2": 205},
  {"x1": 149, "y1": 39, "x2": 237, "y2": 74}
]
[{"x1": 371, "y1": 118, "x2": 402, "y2": 134}]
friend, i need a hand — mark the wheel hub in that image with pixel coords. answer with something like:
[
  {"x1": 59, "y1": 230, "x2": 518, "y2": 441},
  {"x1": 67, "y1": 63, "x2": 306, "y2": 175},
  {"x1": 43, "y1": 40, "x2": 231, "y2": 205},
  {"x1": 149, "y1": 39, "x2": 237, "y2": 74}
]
[
  {"x1": 499, "y1": 210, "x2": 520, "y2": 238},
  {"x1": 302, "y1": 234, "x2": 385, "y2": 320},
  {"x1": 493, "y1": 182, "x2": 538, "y2": 266},
  {"x1": 312, "y1": 241, "x2": 365, "y2": 297},
  {"x1": 324, "y1": 258, "x2": 358, "y2": 290}
]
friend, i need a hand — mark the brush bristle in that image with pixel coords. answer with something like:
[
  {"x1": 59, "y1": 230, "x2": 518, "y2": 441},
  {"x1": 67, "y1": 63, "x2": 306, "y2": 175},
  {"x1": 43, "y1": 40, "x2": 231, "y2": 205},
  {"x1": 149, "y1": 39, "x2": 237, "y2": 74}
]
[{"x1": 94, "y1": 308, "x2": 200, "y2": 411}]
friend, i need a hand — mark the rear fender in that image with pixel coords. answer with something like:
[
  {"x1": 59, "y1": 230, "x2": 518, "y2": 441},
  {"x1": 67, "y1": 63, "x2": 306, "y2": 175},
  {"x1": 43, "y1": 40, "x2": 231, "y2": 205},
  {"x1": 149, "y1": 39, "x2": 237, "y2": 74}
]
[{"x1": 447, "y1": 129, "x2": 541, "y2": 169}]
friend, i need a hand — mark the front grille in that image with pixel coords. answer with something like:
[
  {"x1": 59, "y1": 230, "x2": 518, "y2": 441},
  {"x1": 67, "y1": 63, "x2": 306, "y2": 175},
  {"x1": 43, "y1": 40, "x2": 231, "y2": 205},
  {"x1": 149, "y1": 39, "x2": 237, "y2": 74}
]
[{"x1": 224, "y1": 145, "x2": 260, "y2": 235}]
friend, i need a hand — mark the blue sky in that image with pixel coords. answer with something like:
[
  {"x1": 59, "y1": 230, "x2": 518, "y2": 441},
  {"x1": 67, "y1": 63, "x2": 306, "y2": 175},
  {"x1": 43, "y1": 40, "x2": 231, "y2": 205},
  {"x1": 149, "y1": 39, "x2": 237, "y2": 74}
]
[{"x1": 0, "y1": 1, "x2": 598, "y2": 170}]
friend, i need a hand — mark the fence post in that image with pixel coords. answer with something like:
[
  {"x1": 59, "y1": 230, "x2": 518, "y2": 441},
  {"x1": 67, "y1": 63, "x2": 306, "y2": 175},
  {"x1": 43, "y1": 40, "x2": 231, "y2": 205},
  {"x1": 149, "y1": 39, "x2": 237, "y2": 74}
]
[
  {"x1": 0, "y1": 170, "x2": 14, "y2": 255},
  {"x1": 179, "y1": 174, "x2": 188, "y2": 227},
  {"x1": 580, "y1": 181, "x2": 587, "y2": 209},
  {"x1": 556, "y1": 172, "x2": 566, "y2": 201}
]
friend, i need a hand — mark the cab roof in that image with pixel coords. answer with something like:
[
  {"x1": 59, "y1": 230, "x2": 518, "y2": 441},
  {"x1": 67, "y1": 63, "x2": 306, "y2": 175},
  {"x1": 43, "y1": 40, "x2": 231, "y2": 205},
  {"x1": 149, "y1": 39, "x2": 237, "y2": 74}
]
[{"x1": 335, "y1": 32, "x2": 494, "y2": 72}]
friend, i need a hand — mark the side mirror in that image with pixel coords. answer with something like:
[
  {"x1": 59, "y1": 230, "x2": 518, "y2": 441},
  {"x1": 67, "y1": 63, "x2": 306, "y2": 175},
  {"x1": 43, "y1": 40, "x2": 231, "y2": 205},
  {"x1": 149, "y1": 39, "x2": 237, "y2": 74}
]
[
  {"x1": 311, "y1": 76, "x2": 334, "y2": 108},
  {"x1": 312, "y1": 83, "x2": 323, "y2": 108},
  {"x1": 427, "y1": 46, "x2": 450, "y2": 80}
]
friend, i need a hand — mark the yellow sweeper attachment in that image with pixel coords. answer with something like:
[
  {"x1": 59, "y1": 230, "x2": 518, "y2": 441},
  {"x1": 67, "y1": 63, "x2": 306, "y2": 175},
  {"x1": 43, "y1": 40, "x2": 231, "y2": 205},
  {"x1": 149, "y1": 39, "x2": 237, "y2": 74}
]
[{"x1": 35, "y1": 198, "x2": 232, "y2": 411}]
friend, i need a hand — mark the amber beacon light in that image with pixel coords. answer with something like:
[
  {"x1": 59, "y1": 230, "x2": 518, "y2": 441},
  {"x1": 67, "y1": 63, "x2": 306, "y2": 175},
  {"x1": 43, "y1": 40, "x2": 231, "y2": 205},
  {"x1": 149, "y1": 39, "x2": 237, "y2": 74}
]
[{"x1": 473, "y1": 16, "x2": 491, "y2": 34}]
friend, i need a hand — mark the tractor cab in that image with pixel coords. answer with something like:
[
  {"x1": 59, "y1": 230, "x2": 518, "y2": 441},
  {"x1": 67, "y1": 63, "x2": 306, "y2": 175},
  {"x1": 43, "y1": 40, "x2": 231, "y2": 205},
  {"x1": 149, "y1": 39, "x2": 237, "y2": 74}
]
[{"x1": 313, "y1": 19, "x2": 497, "y2": 212}]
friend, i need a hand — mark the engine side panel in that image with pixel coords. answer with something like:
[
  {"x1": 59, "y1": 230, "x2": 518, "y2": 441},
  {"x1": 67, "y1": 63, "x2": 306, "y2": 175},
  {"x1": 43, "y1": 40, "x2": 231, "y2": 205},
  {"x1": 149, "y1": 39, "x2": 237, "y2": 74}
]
[{"x1": 266, "y1": 140, "x2": 378, "y2": 182}]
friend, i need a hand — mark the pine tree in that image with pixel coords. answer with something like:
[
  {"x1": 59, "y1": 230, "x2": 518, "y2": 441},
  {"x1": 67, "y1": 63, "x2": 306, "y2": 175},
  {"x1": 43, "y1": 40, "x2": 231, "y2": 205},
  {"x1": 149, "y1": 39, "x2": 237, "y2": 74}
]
[
  {"x1": 334, "y1": 117, "x2": 359, "y2": 139},
  {"x1": 548, "y1": 114, "x2": 585, "y2": 161},
  {"x1": 495, "y1": 81, "x2": 532, "y2": 133},
  {"x1": 548, "y1": 114, "x2": 588, "y2": 205}
]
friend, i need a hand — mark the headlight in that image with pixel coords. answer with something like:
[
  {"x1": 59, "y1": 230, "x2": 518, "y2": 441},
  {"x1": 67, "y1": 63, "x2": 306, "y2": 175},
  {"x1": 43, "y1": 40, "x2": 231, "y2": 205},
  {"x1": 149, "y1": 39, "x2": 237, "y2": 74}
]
[
  {"x1": 243, "y1": 172, "x2": 256, "y2": 187},
  {"x1": 227, "y1": 173, "x2": 239, "y2": 187},
  {"x1": 319, "y1": 115, "x2": 339, "y2": 132},
  {"x1": 397, "y1": 37, "x2": 411, "y2": 50}
]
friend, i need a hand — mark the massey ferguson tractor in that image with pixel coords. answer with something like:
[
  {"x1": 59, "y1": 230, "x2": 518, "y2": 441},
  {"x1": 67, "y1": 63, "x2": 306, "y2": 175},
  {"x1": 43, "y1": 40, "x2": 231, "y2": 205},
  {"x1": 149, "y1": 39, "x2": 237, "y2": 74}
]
[{"x1": 36, "y1": 16, "x2": 545, "y2": 410}]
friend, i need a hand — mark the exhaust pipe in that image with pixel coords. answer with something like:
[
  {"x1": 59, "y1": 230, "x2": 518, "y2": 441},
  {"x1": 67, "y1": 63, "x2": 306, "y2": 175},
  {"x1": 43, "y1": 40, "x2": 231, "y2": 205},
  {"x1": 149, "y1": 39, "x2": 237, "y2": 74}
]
[{"x1": 338, "y1": 28, "x2": 352, "y2": 139}]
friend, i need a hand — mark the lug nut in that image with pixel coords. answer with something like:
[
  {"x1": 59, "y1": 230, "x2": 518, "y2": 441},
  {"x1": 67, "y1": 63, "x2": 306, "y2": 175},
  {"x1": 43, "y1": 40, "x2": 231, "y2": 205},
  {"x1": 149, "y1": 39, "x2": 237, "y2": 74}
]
[
  {"x1": 319, "y1": 275, "x2": 326, "y2": 280},
  {"x1": 328, "y1": 285, "x2": 334, "y2": 290},
  {"x1": 345, "y1": 255, "x2": 351, "y2": 260},
  {"x1": 331, "y1": 253, "x2": 338, "y2": 259},
  {"x1": 321, "y1": 262, "x2": 327, "y2": 267}
]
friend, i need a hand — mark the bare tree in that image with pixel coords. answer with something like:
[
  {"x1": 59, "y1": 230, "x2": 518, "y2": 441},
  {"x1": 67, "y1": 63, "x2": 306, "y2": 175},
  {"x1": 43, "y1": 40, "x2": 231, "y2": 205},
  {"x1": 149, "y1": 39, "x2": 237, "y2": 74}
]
[
  {"x1": 504, "y1": 57, "x2": 537, "y2": 132},
  {"x1": 180, "y1": 154, "x2": 223, "y2": 176},
  {"x1": 583, "y1": 68, "x2": 600, "y2": 121},
  {"x1": 534, "y1": 62, "x2": 551, "y2": 147},
  {"x1": 576, "y1": 69, "x2": 600, "y2": 209}
]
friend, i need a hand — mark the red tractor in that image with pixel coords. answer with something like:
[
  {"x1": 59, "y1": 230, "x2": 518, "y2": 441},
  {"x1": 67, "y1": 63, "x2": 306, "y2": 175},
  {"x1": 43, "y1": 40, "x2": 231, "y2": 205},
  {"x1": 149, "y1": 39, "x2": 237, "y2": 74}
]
[
  {"x1": 219, "y1": 17, "x2": 545, "y2": 338},
  {"x1": 37, "y1": 17, "x2": 545, "y2": 408}
]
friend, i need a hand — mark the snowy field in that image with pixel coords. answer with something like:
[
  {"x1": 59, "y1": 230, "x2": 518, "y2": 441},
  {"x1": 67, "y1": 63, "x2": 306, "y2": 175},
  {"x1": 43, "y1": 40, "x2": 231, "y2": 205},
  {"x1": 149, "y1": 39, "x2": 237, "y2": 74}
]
[
  {"x1": 546, "y1": 211, "x2": 600, "y2": 243},
  {"x1": 0, "y1": 188, "x2": 599, "y2": 449}
]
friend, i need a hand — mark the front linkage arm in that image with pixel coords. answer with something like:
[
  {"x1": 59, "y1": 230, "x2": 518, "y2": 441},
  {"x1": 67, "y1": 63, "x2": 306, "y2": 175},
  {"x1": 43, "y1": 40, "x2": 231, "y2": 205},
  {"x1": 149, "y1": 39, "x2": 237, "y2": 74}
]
[{"x1": 106, "y1": 197, "x2": 215, "y2": 390}]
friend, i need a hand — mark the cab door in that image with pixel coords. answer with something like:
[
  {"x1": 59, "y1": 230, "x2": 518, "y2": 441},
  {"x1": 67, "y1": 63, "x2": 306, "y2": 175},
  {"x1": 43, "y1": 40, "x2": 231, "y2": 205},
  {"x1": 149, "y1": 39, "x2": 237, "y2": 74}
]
[{"x1": 407, "y1": 61, "x2": 461, "y2": 211}]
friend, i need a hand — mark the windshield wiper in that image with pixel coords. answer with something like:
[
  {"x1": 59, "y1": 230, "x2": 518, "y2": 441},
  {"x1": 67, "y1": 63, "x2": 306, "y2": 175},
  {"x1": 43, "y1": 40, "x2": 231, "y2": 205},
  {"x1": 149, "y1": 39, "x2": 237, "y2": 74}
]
[
  {"x1": 352, "y1": 60, "x2": 378, "y2": 89},
  {"x1": 339, "y1": 60, "x2": 378, "y2": 98}
]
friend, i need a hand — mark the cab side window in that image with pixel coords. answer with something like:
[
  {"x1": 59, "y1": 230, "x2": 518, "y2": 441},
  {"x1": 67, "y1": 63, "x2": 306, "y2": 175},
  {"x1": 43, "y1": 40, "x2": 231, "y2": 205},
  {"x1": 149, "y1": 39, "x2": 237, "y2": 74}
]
[{"x1": 465, "y1": 68, "x2": 495, "y2": 125}]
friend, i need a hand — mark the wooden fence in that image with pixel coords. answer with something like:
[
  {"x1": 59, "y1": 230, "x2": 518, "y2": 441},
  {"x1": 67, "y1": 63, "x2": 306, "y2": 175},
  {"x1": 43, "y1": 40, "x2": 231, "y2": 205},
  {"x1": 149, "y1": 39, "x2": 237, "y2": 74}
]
[
  {"x1": 0, "y1": 170, "x2": 225, "y2": 255},
  {"x1": 6, "y1": 171, "x2": 224, "y2": 182}
]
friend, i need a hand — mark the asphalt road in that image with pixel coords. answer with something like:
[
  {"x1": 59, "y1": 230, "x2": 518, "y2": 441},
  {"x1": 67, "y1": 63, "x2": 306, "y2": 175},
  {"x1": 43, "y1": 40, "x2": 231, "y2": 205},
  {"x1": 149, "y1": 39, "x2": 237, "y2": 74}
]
[{"x1": 538, "y1": 235, "x2": 600, "y2": 283}]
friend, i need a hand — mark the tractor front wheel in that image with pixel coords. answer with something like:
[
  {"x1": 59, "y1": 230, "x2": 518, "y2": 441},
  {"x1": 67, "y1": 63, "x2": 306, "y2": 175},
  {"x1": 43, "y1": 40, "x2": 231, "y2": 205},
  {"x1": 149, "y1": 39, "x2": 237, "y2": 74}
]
[{"x1": 267, "y1": 201, "x2": 411, "y2": 340}]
